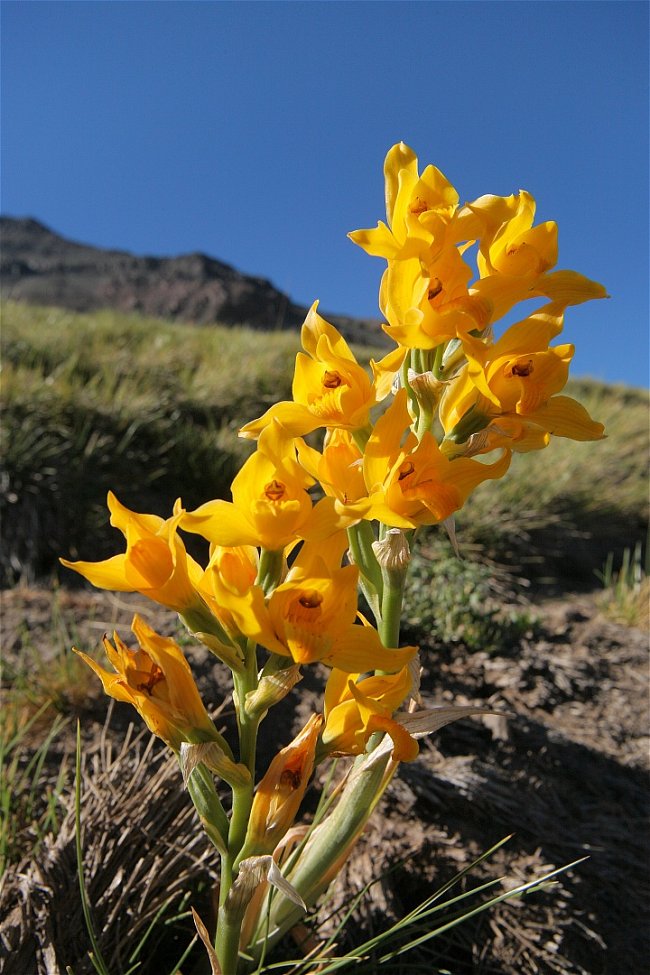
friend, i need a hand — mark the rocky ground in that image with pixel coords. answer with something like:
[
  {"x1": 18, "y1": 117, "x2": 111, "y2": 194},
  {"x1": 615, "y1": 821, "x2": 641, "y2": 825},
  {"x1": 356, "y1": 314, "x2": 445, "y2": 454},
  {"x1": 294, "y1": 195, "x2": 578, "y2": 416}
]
[{"x1": 1, "y1": 584, "x2": 648, "y2": 974}]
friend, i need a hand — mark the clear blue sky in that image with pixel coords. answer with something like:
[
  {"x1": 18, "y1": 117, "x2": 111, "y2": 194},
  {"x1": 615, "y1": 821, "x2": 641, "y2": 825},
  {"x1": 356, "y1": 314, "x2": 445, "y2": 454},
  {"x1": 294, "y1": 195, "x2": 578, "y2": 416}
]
[{"x1": 2, "y1": 1, "x2": 648, "y2": 387}]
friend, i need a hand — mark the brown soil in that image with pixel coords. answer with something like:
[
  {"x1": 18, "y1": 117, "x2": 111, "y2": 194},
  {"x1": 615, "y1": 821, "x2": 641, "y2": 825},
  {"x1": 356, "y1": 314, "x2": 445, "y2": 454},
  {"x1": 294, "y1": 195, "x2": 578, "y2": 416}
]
[{"x1": 1, "y1": 585, "x2": 648, "y2": 975}]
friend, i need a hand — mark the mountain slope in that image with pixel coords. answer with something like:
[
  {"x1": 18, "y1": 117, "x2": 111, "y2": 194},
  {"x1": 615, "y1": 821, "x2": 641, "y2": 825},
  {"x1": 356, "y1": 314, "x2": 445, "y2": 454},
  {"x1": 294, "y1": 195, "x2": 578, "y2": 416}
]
[{"x1": 0, "y1": 216, "x2": 380, "y2": 343}]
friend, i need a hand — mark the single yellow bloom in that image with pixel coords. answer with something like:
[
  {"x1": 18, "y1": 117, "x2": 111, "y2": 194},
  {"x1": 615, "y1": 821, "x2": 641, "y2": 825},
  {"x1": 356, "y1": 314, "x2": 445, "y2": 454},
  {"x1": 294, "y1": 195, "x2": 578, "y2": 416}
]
[
  {"x1": 296, "y1": 428, "x2": 371, "y2": 521},
  {"x1": 440, "y1": 303, "x2": 605, "y2": 448},
  {"x1": 240, "y1": 303, "x2": 400, "y2": 440},
  {"x1": 362, "y1": 389, "x2": 511, "y2": 529},
  {"x1": 471, "y1": 191, "x2": 558, "y2": 280},
  {"x1": 459, "y1": 191, "x2": 607, "y2": 322},
  {"x1": 266, "y1": 539, "x2": 416, "y2": 672},
  {"x1": 243, "y1": 714, "x2": 323, "y2": 855},
  {"x1": 182, "y1": 420, "x2": 347, "y2": 550},
  {"x1": 196, "y1": 544, "x2": 261, "y2": 645},
  {"x1": 379, "y1": 248, "x2": 486, "y2": 349},
  {"x1": 211, "y1": 535, "x2": 416, "y2": 673},
  {"x1": 74, "y1": 615, "x2": 219, "y2": 750},
  {"x1": 60, "y1": 492, "x2": 205, "y2": 612},
  {"x1": 349, "y1": 142, "x2": 459, "y2": 261},
  {"x1": 322, "y1": 667, "x2": 418, "y2": 762}
]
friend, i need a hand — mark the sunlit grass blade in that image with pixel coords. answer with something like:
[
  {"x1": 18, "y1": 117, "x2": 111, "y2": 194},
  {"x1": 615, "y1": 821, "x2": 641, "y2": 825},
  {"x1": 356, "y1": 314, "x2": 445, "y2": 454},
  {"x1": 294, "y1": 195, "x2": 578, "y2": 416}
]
[
  {"x1": 74, "y1": 720, "x2": 111, "y2": 975},
  {"x1": 252, "y1": 843, "x2": 585, "y2": 975},
  {"x1": 378, "y1": 858, "x2": 587, "y2": 965}
]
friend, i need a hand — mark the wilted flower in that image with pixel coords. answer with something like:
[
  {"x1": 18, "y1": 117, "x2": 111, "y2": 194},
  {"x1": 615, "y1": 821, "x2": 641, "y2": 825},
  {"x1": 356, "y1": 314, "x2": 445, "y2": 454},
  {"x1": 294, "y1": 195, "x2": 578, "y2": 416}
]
[
  {"x1": 242, "y1": 714, "x2": 323, "y2": 855},
  {"x1": 322, "y1": 667, "x2": 418, "y2": 761},
  {"x1": 74, "y1": 615, "x2": 220, "y2": 751}
]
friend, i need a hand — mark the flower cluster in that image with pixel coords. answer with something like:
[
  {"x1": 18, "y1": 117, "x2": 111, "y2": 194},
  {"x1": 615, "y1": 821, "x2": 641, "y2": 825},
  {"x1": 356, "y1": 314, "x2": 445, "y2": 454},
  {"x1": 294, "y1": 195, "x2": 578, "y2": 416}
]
[{"x1": 64, "y1": 144, "x2": 606, "y2": 973}]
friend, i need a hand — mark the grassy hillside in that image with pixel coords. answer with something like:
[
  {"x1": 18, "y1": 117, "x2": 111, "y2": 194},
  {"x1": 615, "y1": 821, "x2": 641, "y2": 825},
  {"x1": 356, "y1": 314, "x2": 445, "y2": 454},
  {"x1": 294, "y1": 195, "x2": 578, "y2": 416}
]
[{"x1": 1, "y1": 300, "x2": 647, "y2": 589}]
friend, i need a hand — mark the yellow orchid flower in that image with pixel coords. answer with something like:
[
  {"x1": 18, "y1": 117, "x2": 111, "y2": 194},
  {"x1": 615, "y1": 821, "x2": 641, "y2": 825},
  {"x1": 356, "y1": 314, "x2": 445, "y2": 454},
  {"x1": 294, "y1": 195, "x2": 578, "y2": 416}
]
[
  {"x1": 243, "y1": 714, "x2": 323, "y2": 855},
  {"x1": 322, "y1": 667, "x2": 418, "y2": 762},
  {"x1": 459, "y1": 191, "x2": 607, "y2": 322},
  {"x1": 181, "y1": 420, "x2": 347, "y2": 551},
  {"x1": 74, "y1": 615, "x2": 220, "y2": 751},
  {"x1": 361, "y1": 389, "x2": 511, "y2": 529},
  {"x1": 60, "y1": 492, "x2": 205, "y2": 613},
  {"x1": 193, "y1": 544, "x2": 262, "y2": 654},
  {"x1": 211, "y1": 535, "x2": 416, "y2": 673},
  {"x1": 240, "y1": 303, "x2": 401, "y2": 440},
  {"x1": 471, "y1": 191, "x2": 558, "y2": 280},
  {"x1": 349, "y1": 142, "x2": 459, "y2": 261},
  {"x1": 379, "y1": 248, "x2": 486, "y2": 350},
  {"x1": 296, "y1": 428, "x2": 371, "y2": 520},
  {"x1": 266, "y1": 538, "x2": 416, "y2": 672},
  {"x1": 440, "y1": 303, "x2": 605, "y2": 450},
  {"x1": 351, "y1": 147, "x2": 607, "y2": 338}
]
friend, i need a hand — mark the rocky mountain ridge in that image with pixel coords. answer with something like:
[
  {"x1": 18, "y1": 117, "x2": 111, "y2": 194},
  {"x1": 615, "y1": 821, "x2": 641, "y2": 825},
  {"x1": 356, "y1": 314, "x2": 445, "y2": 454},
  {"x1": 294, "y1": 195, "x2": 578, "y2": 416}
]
[{"x1": 0, "y1": 216, "x2": 382, "y2": 344}]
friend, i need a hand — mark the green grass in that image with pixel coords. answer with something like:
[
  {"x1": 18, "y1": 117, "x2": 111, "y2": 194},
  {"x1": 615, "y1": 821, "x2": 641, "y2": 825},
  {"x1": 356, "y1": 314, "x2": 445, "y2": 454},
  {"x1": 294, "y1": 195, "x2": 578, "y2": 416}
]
[
  {"x1": 0, "y1": 702, "x2": 70, "y2": 876},
  {"x1": 1, "y1": 301, "x2": 300, "y2": 581},
  {"x1": 595, "y1": 538, "x2": 650, "y2": 628},
  {"x1": 1, "y1": 299, "x2": 648, "y2": 589},
  {"x1": 403, "y1": 537, "x2": 539, "y2": 652}
]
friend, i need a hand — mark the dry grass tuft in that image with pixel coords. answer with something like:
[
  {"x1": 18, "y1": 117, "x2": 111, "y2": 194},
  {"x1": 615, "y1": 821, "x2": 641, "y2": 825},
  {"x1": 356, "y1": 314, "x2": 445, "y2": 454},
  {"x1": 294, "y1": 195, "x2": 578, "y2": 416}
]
[{"x1": 0, "y1": 713, "x2": 219, "y2": 975}]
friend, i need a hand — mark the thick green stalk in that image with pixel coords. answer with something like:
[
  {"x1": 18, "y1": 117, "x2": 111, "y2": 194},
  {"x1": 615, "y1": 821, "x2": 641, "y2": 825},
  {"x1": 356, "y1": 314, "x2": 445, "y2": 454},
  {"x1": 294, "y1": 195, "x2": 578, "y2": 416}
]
[
  {"x1": 228, "y1": 641, "x2": 260, "y2": 859},
  {"x1": 215, "y1": 895, "x2": 243, "y2": 975},
  {"x1": 415, "y1": 401, "x2": 434, "y2": 441},
  {"x1": 347, "y1": 520, "x2": 383, "y2": 617},
  {"x1": 375, "y1": 526, "x2": 411, "y2": 654},
  {"x1": 432, "y1": 340, "x2": 446, "y2": 379},
  {"x1": 379, "y1": 562, "x2": 407, "y2": 649},
  {"x1": 215, "y1": 633, "x2": 261, "y2": 971},
  {"x1": 256, "y1": 547, "x2": 285, "y2": 594}
]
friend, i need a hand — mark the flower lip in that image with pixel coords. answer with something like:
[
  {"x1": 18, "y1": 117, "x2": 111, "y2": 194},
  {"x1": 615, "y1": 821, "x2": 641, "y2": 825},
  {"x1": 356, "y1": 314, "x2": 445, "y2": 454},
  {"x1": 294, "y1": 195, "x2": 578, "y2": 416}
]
[
  {"x1": 264, "y1": 479, "x2": 286, "y2": 501},
  {"x1": 298, "y1": 590, "x2": 324, "y2": 609},
  {"x1": 322, "y1": 370, "x2": 344, "y2": 389},
  {"x1": 507, "y1": 359, "x2": 534, "y2": 378},
  {"x1": 135, "y1": 662, "x2": 165, "y2": 696}
]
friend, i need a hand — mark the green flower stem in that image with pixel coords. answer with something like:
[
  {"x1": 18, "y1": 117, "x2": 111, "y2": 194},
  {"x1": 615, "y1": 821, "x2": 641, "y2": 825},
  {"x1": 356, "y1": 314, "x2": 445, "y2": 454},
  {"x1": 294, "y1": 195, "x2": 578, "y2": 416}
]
[
  {"x1": 379, "y1": 563, "x2": 407, "y2": 651},
  {"x1": 347, "y1": 521, "x2": 383, "y2": 607},
  {"x1": 229, "y1": 640, "x2": 260, "y2": 852},
  {"x1": 415, "y1": 402, "x2": 434, "y2": 442},
  {"x1": 432, "y1": 340, "x2": 447, "y2": 380},
  {"x1": 400, "y1": 349, "x2": 419, "y2": 416},
  {"x1": 186, "y1": 763, "x2": 230, "y2": 856},
  {"x1": 215, "y1": 901, "x2": 242, "y2": 975},
  {"x1": 256, "y1": 548, "x2": 284, "y2": 594},
  {"x1": 215, "y1": 638, "x2": 261, "y2": 972},
  {"x1": 181, "y1": 603, "x2": 234, "y2": 647}
]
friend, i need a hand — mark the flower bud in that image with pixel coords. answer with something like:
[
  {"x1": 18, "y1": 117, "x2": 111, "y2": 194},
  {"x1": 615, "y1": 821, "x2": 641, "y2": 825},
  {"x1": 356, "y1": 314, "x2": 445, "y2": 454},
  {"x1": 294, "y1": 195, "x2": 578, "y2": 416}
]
[
  {"x1": 244, "y1": 664, "x2": 302, "y2": 720},
  {"x1": 74, "y1": 615, "x2": 219, "y2": 751}
]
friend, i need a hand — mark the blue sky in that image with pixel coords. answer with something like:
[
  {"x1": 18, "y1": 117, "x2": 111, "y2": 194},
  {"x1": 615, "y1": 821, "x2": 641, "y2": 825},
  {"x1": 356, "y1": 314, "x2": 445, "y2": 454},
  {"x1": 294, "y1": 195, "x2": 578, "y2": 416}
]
[{"x1": 2, "y1": 1, "x2": 648, "y2": 387}]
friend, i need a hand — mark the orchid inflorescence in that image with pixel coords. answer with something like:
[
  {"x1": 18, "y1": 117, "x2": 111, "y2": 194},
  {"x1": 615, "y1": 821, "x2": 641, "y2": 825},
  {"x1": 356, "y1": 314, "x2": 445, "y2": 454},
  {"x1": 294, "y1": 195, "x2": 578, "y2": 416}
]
[{"x1": 63, "y1": 143, "x2": 606, "y2": 973}]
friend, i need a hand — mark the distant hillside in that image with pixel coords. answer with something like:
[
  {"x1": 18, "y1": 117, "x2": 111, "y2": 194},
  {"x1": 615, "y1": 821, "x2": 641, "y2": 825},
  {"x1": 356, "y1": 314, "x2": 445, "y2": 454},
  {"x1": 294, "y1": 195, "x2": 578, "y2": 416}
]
[{"x1": 0, "y1": 216, "x2": 382, "y2": 344}]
